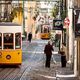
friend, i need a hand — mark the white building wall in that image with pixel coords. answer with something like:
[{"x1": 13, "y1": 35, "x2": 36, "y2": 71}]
[
  {"x1": 68, "y1": 0, "x2": 77, "y2": 76},
  {"x1": 68, "y1": 0, "x2": 74, "y2": 63}
]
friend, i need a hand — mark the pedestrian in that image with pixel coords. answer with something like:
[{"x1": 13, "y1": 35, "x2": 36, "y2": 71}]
[
  {"x1": 44, "y1": 41, "x2": 54, "y2": 68},
  {"x1": 60, "y1": 48, "x2": 67, "y2": 67},
  {"x1": 28, "y1": 32, "x2": 32, "y2": 42}
]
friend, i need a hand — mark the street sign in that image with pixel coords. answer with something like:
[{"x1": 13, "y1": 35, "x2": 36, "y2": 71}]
[
  {"x1": 53, "y1": 19, "x2": 63, "y2": 30},
  {"x1": 64, "y1": 17, "x2": 70, "y2": 26}
]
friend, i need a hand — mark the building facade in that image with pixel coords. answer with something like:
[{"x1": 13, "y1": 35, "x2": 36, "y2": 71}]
[
  {"x1": 74, "y1": 0, "x2": 80, "y2": 78},
  {"x1": 67, "y1": 0, "x2": 80, "y2": 78},
  {"x1": 0, "y1": 1, "x2": 12, "y2": 22}
]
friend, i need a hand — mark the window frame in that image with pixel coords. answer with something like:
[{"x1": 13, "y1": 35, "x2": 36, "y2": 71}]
[
  {"x1": 15, "y1": 33, "x2": 21, "y2": 49},
  {"x1": 3, "y1": 33, "x2": 14, "y2": 49}
]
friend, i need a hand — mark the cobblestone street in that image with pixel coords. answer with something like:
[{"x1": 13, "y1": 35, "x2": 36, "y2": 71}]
[
  {"x1": 0, "y1": 0, "x2": 80, "y2": 79},
  {"x1": 22, "y1": 39, "x2": 78, "y2": 80},
  {"x1": 26, "y1": 61, "x2": 78, "y2": 80},
  {"x1": 0, "y1": 39, "x2": 78, "y2": 80}
]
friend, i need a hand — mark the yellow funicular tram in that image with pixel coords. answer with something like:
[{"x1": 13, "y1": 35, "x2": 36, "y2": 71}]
[
  {"x1": 0, "y1": 22, "x2": 22, "y2": 65},
  {"x1": 41, "y1": 24, "x2": 51, "y2": 39}
]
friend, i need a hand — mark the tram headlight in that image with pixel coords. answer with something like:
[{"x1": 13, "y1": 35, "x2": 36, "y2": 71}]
[
  {"x1": 0, "y1": 52, "x2": 2, "y2": 56},
  {"x1": 6, "y1": 55, "x2": 11, "y2": 60}
]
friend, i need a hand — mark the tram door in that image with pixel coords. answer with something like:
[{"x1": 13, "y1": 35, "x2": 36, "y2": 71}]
[{"x1": 15, "y1": 33, "x2": 21, "y2": 49}]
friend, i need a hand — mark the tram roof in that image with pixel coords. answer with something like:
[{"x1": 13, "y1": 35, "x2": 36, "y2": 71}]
[
  {"x1": 0, "y1": 22, "x2": 21, "y2": 26},
  {"x1": 0, "y1": 22, "x2": 22, "y2": 33}
]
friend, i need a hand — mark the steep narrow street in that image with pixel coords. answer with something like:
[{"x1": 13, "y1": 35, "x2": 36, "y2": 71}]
[
  {"x1": 22, "y1": 39, "x2": 78, "y2": 80},
  {"x1": 0, "y1": 39, "x2": 78, "y2": 80}
]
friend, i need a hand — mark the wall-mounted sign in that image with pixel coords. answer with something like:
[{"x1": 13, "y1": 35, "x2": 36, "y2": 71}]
[{"x1": 53, "y1": 19, "x2": 63, "y2": 30}]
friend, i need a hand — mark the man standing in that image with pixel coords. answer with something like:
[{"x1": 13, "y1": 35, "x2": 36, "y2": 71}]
[
  {"x1": 28, "y1": 32, "x2": 32, "y2": 42},
  {"x1": 44, "y1": 41, "x2": 54, "y2": 68}
]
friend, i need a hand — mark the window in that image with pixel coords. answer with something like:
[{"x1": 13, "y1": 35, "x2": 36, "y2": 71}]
[
  {"x1": 63, "y1": 31, "x2": 66, "y2": 46},
  {"x1": 15, "y1": 33, "x2": 21, "y2": 49},
  {"x1": 0, "y1": 33, "x2": 2, "y2": 49},
  {"x1": 3, "y1": 33, "x2": 13, "y2": 49},
  {"x1": 44, "y1": 27, "x2": 48, "y2": 33},
  {"x1": 41, "y1": 25, "x2": 49, "y2": 33}
]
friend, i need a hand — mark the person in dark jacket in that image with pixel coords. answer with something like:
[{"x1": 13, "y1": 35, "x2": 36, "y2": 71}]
[
  {"x1": 60, "y1": 48, "x2": 67, "y2": 67},
  {"x1": 44, "y1": 41, "x2": 54, "y2": 68},
  {"x1": 28, "y1": 32, "x2": 32, "y2": 42}
]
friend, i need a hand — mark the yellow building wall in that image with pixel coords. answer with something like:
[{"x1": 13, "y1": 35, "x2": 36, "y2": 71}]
[
  {"x1": 13, "y1": 12, "x2": 22, "y2": 25},
  {"x1": 12, "y1": 1, "x2": 38, "y2": 39},
  {"x1": 12, "y1": 2, "x2": 23, "y2": 25}
]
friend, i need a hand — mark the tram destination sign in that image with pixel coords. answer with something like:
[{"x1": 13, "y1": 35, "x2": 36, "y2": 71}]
[{"x1": 53, "y1": 19, "x2": 63, "y2": 30}]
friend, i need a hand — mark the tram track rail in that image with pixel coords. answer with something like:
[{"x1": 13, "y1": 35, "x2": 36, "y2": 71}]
[
  {"x1": 3, "y1": 63, "x2": 29, "y2": 80},
  {"x1": 0, "y1": 68, "x2": 15, "y2": 80},
  {"x1": 0, "y1": 68, "x2": 4, "y2": 73},
  {"x1": 19, "y1": 44, "x2": 44, "y2": 80},
  {"x1": 0, "y1": 40, "x2": 46, "y2": 80}
]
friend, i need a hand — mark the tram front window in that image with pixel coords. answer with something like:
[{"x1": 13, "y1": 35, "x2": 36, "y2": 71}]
[
  {"x1": 4, "y1": 33, "x2": 13, "y2": 49},
  {"x1": 15, "y1": 33, "x2": 21, "y2": 49},
  {"x1": 41, "y1": 25, "x2": 49, "y2": 33},
  {"x1": 0, "y1": 33, "x2": 2, "y2": 49},
  {"x1": 44, "y1": 27, "x2": 48, "y2": 33}
]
